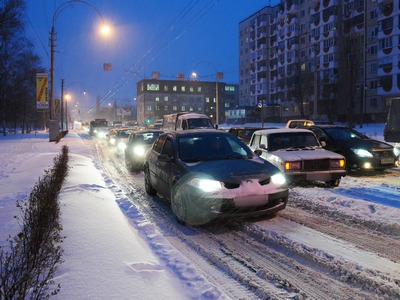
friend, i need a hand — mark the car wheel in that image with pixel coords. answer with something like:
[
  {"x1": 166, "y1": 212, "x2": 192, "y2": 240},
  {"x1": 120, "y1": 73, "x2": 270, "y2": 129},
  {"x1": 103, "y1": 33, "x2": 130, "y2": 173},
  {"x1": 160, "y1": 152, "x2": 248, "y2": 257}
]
[
  {"x1": 326, "y1": 179, "x2": 340, "y2": 187},
  {"x1": 171, "y1": 183, "x2": 187, "y2": 225},
  {"x1": 131, "y1": 160, "x2": 143, "y2": 172},
  {"x1": 144, "y1": 166, "x2": 157, "y2": 195},
  {"x1": 125, "y1": 156, "x2": 132, "y2": 170}
]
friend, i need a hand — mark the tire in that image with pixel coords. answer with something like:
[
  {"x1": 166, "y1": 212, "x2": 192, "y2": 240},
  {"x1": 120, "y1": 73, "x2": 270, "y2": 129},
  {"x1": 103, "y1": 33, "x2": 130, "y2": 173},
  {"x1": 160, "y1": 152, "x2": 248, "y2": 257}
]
[
  {"x1": 171, "y1": 183, "x2": 187, "y2": 225},
  {"x1": 326, "y1": 178, "x2": 340, "y2": 187},
  {"x1": 144, "y1": 166, "x2": 157, "y2": 195},
  {"x1": 125, "y1": 155, "x2": 132, "y2": 170}
]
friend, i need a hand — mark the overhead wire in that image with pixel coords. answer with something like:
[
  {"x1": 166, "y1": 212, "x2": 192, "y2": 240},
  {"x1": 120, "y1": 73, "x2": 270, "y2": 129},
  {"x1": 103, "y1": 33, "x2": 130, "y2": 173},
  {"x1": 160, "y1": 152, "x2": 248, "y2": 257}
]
[
  {"x1": 99, "y1": 0, "x2": 202, "y2": 105},
  {"x1": 98, "y1": 0, "x2": 220, "y2": 108}
]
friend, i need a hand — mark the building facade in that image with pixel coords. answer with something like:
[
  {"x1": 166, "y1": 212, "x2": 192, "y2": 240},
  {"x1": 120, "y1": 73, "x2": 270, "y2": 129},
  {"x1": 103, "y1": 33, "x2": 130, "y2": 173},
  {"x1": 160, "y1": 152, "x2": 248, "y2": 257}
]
[
  {"x1": 239, "y1": 0, "x2": 397, "y2": 124},
  {"x1": 136, "y1": 76, "x2": 238, "y2": 126}
]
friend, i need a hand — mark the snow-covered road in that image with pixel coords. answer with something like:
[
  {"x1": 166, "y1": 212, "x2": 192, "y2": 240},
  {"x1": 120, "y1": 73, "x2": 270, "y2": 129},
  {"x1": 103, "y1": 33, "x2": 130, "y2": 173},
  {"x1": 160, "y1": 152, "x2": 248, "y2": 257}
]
[
  {"x1": 1, "y1": 127, "x2": 399, "y2": 299},
  {"x1": 98, "y1": 136, "x2": 400, "y2": 299}
]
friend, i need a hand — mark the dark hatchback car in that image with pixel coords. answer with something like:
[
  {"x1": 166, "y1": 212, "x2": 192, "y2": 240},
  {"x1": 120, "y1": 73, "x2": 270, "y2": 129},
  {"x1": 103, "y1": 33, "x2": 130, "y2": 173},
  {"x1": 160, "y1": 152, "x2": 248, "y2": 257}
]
[
  {"x1": 124, "y1": 130, "x2": 164, "y2": 172},
  {"x1": 144, "y1": 130, "x2": 289, "y2": 225},
  {"x1": 301, "y1": 125, "x2": 399, "y2": 172}
]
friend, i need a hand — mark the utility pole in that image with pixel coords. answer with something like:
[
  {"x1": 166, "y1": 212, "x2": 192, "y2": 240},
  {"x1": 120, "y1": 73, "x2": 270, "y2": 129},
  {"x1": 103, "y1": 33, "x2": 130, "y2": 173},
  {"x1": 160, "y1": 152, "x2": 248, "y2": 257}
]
[
  {"x1": 313, "y1": 45, "x2": 318, "y2": 120},
  {"x1": 61, "y1": 79, "x2": 64, "y2": 131}
]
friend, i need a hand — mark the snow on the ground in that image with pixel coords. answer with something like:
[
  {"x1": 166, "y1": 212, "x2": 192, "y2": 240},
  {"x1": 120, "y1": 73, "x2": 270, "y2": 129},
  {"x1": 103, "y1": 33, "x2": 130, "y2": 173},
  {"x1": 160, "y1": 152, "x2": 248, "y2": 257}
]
[{"x1": 0, "y1": 123, "x2": 399, "y2": 299}]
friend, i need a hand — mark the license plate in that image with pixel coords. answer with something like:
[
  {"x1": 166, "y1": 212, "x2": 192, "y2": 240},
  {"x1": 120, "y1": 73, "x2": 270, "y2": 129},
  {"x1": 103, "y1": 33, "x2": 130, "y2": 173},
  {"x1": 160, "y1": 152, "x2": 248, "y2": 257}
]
[
  {"x1": 381, "y1": 157, "x2": 394, "y2": 164},
  {"x1": 234, "y1": 195, "x2": 268, "y2": 207}
]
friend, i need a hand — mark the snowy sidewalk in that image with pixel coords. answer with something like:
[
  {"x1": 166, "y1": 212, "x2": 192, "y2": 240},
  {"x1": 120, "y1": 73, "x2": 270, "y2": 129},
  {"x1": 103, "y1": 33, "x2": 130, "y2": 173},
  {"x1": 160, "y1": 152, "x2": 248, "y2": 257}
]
[{"x1": 53, "y1": 133, "x2": 192, "y2": 300}]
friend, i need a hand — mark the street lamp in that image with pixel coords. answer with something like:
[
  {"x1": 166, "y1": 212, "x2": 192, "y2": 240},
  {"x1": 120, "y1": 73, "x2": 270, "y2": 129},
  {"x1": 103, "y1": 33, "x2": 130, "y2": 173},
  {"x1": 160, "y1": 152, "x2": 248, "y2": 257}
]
[
  {"x1": 64, "y1": 94, "x2": 71, "y2": 130},
  {"x1": 192, "y1": 61, "x2": 223, "y2": 126},
  {"x1": 64, "y1": 82, "x2": 87, "y2": 130},
  {"x1": 49, "y1": 0, "x2": 110, "y2": 141}
]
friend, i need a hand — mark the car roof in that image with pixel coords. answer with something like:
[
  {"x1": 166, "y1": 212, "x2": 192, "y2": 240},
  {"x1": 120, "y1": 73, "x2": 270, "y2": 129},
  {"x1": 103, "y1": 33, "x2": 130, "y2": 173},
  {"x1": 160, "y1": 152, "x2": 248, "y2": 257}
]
[
  {"x1": 132, "y1": 129, "x2": 164, "y2": 134},
  {"x1": 253, "y1": 128, "x2": 317, "y2": 135},
  {"x1": 229, "y1": 126, "x2": 266, "y2": 129},
  {"x1": 164, "y1": 129, "x2": 223, "y2": 137},
  {"x1": 304, "y1": 125, "x2": 349, "y2": 129}
]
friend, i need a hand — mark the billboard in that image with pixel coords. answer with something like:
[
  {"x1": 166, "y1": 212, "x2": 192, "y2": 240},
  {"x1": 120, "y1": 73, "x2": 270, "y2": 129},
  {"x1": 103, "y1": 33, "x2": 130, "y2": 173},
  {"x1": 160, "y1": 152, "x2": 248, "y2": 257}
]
[{"x1": 36, "y1": 73, "x2": 48, "y2": 109}]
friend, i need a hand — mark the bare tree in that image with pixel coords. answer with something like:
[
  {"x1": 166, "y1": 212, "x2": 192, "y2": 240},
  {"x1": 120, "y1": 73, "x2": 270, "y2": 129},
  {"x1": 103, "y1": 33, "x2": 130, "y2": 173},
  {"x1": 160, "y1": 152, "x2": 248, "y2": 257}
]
[{"x1": 0, "y1": 0, "x2": 41, "y2": 135}]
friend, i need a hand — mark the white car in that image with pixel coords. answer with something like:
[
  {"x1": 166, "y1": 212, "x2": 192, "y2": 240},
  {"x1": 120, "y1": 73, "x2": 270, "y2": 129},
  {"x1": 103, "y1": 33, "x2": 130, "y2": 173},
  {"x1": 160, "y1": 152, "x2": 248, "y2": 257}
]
[{"x1": 249, "y1": 128, "x2": 347, "y2": 187}]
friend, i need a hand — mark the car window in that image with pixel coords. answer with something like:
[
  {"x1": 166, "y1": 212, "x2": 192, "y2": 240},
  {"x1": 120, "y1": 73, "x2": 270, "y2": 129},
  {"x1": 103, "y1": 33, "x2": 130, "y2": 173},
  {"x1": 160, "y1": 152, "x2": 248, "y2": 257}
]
[
  {"x1": 153, "y1": 135, "x2": 166, "y2": 153},
  {"x1": 137, "y1": 132, "x2": 162, "y2": 144},
  {"x1": 187, "y1": 118, "x2": 213, "y2": 129},
  {"x1": 324, "y1": 128, "x2": 365, "y2": 140},
  {"x1": 269, "y1": 132, "x2": 319, "y2": 150},
  {"x1": 260, "y1": 134, "x2": 268, "y2": 147},
  {"x1": 249, "y1": 134, "x2": 260, "y2": 147},
  {"x1": 178, "y1": 134, "x2": 252, "y2": 162},
  {"x1": 161, "y1": 138, "x2": 174, "y2": 157}
]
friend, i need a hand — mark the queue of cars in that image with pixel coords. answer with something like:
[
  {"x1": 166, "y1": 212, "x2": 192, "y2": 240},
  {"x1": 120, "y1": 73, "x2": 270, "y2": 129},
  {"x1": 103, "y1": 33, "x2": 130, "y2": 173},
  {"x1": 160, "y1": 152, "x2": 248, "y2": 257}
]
[{"x1": 97, "y1": 116, "x2": 398, "y2": 226}]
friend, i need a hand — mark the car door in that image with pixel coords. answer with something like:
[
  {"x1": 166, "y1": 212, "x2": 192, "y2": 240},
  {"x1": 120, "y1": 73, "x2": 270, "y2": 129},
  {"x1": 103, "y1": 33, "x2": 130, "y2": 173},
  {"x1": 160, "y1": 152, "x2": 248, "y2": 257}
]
[
  {"x1": 156, "y1": 137, "x2": 175, "y2": 198},
  {"x1": 147, "y1": 135, "x2": 166, "y2": 189}
]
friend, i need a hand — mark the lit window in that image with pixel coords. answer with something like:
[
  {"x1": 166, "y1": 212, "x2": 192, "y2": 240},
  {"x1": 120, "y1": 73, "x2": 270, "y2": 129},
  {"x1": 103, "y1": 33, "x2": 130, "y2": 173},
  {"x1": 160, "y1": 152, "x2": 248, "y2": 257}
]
[{"x1": 147, "y1": 84, "x2": 159, "y2": 91}]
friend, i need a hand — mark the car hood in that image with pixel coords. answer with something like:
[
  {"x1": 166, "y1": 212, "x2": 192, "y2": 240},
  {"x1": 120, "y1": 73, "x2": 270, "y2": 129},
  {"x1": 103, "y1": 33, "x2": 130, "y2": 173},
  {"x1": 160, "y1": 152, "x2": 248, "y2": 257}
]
[
  {"x1": 185, "y1": 157, "x2": 279, "y2": 182},
  {"x1": 336, "y1": 138, "x2": 393, "y2": 150},
  {"x1": 270, "y1": 148, "x2": 344, "y2": 160}
]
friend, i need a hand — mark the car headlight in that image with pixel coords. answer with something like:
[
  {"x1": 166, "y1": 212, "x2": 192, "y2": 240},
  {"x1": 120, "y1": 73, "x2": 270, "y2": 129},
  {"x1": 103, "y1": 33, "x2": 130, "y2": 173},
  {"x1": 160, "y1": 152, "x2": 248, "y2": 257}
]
[
  {"x1": 271, "y1": 173, "x2": 286, "y2": 186},
  {"x1": 133, "y1": 145, "x2": 146, "y2": 156},
  {"x1": 394, "y1": 146, "x2": 400, "y2": 157},
  {"x1": 109, "y1": 138, "x2": 116, "y2": 145},
  {"x1": 187, "y1": 178, "x2": 222, "y2": 192},
  {"x1": 352, "y1": 148, "x2": 373, "y2": 158},
  {"x1": 285, "y1": 161, "x2": 301, "y2": 171},
  {"x1": 330, "y1": 159, "x2": 345, "y2": 168},
  {"x1": 118, "y1": 142, "x2": 127, "y2": 151}
]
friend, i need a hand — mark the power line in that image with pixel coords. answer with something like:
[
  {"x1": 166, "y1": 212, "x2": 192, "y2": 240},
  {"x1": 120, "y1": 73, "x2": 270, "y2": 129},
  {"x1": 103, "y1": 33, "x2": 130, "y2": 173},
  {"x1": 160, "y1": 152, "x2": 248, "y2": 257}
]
[{"x1": 98, "y1": 0, "x2": 220, "y2": 108}]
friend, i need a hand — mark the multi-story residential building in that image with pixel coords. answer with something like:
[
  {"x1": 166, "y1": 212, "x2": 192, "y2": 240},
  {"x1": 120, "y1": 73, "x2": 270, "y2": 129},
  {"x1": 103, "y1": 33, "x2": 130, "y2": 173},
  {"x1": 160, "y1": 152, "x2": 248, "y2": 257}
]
[
  {"x1": 240, "y1": 0, "x2": 394, "y2": 124},
  {"x1": 136, "y1": 74, "x2": 238, "y2": 126}
]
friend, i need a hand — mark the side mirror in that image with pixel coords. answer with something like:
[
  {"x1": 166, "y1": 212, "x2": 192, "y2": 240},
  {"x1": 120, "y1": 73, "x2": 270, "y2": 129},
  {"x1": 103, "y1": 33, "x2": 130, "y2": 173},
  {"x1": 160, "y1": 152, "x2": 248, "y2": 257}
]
[
  {"x1": 215, "y1": 124, "x2": 219, "y2": 130},
  {"x1": 259, "y1": 143, "x2": 267, "y2": 150},
  {"x1": 320, "y1": 141, "x2": 326, "y2": 147},
  {"x1": 254, "y1": 149, "x2": 262, "y2": 156}
]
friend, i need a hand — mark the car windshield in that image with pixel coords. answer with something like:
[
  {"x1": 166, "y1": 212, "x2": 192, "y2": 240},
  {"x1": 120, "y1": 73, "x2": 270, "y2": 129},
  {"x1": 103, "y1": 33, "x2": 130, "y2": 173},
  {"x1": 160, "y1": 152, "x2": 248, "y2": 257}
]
[
  {"x1": 118, "y1": 129, "x2": 134, "y2": 138},
  {"x1": 269, "y1": 132, "x2": 319, "y2": 151},
  {"x1": 134, "y1": 132, "x2": 161, "y2": 144},
  {"x1": 178, "y1": 134, "x2": 253, "y2": 162},
  {"x1": 187, "y1": 118, "x2": 213, "y2": 129},
  {"x1": 323, "y1": 127, "x2": 366, "y2": 140}
]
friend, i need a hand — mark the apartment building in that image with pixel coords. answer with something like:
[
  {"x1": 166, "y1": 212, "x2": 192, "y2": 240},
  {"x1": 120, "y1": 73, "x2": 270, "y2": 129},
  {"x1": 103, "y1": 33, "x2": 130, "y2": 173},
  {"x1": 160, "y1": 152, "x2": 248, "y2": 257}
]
[
  {"x1": 136, "y1": 74, "x2": 238, "y2": 126},
  {"x1": 239, "y1": 0, "x2": 396, "y2": 124}
]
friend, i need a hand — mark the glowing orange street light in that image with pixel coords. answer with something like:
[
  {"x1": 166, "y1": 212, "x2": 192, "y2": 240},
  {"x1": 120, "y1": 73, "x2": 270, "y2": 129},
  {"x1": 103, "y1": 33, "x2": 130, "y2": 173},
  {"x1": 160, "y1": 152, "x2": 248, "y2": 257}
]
[{"x1": 49, "y1": 0, "x2": 111, "y2": 141}]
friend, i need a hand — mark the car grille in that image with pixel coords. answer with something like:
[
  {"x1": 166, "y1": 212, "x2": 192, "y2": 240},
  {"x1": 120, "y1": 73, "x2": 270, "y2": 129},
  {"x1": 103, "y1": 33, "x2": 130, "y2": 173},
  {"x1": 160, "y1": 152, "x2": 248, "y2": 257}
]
[
  {"x1": 303, "y1": 159, "x2": 330, "y2": 171},
  {"x1": 219, "y1": 197, "x2": 285, "y2": 213},
  {"x1": 374, "y1": 149, "x2": 394, "y2": 158}
]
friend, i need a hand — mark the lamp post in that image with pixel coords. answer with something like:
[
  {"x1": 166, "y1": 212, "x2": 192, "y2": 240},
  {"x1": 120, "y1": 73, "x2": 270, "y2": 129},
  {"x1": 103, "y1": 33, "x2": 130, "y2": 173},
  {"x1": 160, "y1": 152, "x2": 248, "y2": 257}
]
[
  {"x1": 64, "y1": 82, "x2": 87, "y2": 130},
  {"x1": 192, "y1": 61, "x2": 223, "y2": 126},
  {"x1": 49, "y1": 0, "x2": 110, "y2": 141},
  {"x1": 65, "y1": 94, "x2": 70, "y2": 130}
]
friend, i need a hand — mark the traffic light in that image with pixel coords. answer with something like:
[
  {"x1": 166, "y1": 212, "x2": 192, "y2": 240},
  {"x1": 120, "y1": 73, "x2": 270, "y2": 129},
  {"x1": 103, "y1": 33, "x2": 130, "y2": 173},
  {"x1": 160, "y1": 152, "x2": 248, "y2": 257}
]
[{"x1": 146, "y1": 118, "x2": 151, "y2": 124}]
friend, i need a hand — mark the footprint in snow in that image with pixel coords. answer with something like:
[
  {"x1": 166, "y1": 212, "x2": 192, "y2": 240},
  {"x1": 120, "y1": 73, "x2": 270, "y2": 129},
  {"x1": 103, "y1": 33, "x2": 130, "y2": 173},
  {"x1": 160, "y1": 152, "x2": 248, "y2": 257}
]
[{"x1": 369, "y1": 204, "x2": 376, "y2": 214}]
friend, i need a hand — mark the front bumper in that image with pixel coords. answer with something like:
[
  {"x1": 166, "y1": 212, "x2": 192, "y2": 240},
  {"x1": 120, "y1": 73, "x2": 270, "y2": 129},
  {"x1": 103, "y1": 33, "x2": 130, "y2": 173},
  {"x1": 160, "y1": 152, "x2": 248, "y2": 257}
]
[{"x1": 287, "y1": 170, "x2": 347, "y2": 183}]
